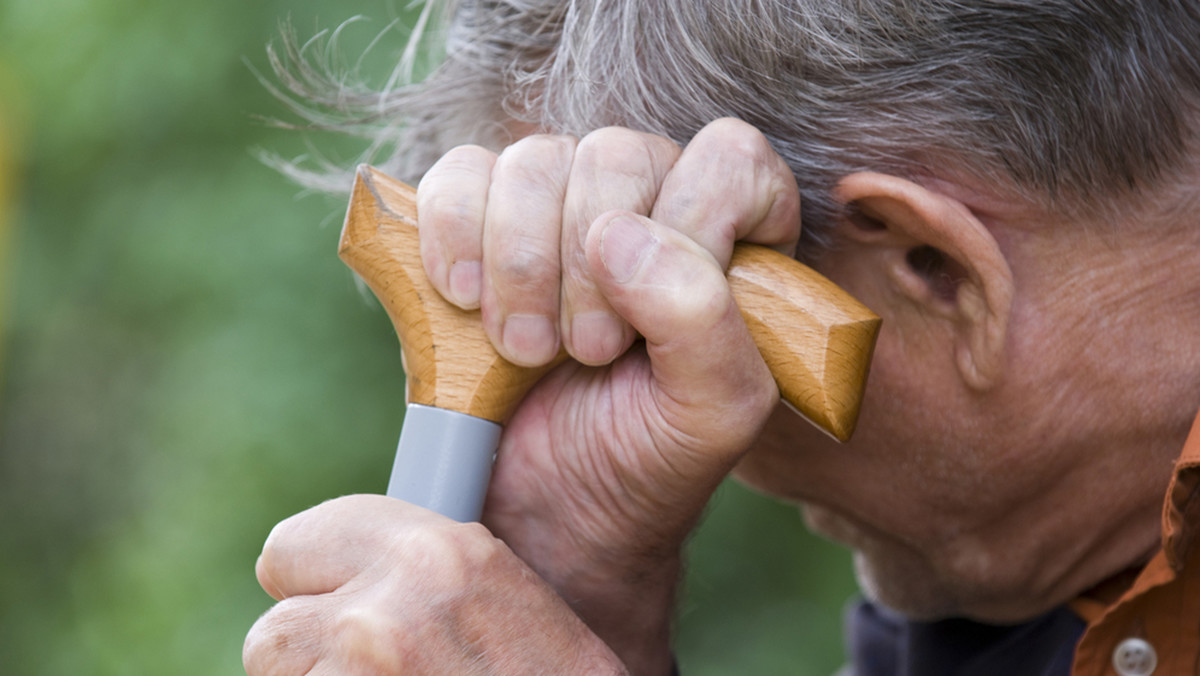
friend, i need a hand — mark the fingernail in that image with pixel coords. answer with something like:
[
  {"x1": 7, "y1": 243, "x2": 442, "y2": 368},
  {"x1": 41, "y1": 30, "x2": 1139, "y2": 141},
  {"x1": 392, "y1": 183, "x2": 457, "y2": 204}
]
[
  {"x1": 571, "y1": 311, "x2": 625, "y2": 364},
  {"x1": 449, "y1": 260, "x2": 482, "y2": 308},
  {"x1": 600, "y1": 216, "x2": 656, "y2": 284},
  {"x1": 502, "y1": 314, "x2": 558, "y2": 365}
]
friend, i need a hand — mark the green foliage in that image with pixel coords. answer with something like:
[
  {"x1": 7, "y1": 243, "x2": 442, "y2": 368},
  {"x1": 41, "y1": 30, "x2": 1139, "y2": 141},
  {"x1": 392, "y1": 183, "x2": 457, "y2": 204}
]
[{"x1": 0, "y1": 1, "x2": 857, "y2": 672}]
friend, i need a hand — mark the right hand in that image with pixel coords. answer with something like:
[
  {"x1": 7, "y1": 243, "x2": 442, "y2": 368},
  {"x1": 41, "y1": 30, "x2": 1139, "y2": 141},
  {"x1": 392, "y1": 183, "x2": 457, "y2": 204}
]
[{"x1": 416, "y1": 118, "x2": 803, "y2": 672}]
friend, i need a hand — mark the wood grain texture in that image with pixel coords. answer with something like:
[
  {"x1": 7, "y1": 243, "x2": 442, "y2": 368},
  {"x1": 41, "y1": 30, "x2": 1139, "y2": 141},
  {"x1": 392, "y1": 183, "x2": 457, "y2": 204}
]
[
  {"x1": 339, "y1": 165, "x2": 880, "y2": 440},
  {"x1": 727, "y1": 246, "x2": 879, "y2": 441}
]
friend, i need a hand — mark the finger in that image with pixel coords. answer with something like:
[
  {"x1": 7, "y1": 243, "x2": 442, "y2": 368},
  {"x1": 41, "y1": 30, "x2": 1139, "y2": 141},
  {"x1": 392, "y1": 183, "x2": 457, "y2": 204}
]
[
  {"x1": 256, "y1": 494, "x2": 437, "y2": 600},
  {"x1": 417, "y1": 145, "x2": 498, "y2": 309},
  {"x1": 312, "y1": 601, "x2": 409, "y2": 675},
  {"x1": 651, "y1": 117, "x2": 801, "y2": 266},
  {"x1": 560, "y1": 128, "x2": 681, "y2": 365},
  {"x1": 586, "y1": 211, "x2": 779, "y2": 468},
  {"x1": 481, "y1": 135, "x2": 577, "y2": 366},
  {"x1": 243, "y1": 596, "x2": 324, "y2": 676},
  {"x1": 256, "y1": 554, "x2": 284, "y2": 601}
]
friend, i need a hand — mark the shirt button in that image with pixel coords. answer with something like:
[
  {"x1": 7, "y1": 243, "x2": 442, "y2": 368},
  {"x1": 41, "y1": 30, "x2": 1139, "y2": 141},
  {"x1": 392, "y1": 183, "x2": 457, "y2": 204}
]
[{"x1": 1112, "y1": 637, "x2": 1157, "y2": 676}]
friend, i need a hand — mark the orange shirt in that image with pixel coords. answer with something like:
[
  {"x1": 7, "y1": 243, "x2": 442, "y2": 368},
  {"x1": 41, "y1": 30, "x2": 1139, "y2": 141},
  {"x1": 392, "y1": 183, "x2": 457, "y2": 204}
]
[{"x1": 1071, "y1": 411, "x2": 1200, "y2": 675}]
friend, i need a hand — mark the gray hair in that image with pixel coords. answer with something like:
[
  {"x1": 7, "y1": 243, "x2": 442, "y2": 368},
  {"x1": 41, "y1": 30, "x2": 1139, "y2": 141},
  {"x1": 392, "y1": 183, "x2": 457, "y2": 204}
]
[{"x1": 268, "y1": 0, "x2": 1200, "y2": 251}]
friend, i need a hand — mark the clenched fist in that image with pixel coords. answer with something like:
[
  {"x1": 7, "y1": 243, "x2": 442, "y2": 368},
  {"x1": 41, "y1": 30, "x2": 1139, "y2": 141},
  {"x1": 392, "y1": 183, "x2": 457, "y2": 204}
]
[{"x1": 244, "y1": 496, "x2": 626, "y2": 675}]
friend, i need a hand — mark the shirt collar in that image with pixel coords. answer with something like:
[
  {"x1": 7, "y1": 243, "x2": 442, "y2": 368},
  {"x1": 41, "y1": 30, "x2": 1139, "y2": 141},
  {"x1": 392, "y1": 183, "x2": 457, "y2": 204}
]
[{"x1": 1163, "y1": 410, "x2": 1200, "y2": 570}]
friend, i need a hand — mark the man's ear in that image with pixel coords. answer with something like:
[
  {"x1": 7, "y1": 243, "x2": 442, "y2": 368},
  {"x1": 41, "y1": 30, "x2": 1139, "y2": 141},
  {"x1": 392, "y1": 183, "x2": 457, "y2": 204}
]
[{"x1": 834, "y1": 172, "x2": 1014, "y2": 391}]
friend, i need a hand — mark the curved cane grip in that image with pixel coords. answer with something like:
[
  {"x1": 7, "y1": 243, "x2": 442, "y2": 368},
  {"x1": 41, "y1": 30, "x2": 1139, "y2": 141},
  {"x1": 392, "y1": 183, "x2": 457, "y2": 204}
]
[{"x1": 339, "y1": 165, "x2": 879, "y2": 441}]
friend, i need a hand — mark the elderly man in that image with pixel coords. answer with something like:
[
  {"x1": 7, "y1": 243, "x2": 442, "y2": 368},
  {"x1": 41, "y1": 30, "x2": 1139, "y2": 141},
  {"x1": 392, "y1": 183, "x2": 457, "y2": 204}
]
[{"x1": 245, "y1": 1, "x2": 1200, "y2": 674}]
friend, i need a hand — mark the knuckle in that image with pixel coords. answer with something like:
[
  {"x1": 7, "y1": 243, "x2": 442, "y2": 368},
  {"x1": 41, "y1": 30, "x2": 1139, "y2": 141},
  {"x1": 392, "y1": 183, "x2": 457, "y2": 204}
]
[
  {"x1": 406, "y1": 521, "x2": 504, "y2": 583},
  {"x1": 648, "y1": 239, "x2": 735, "y2": 328},
  {"x1": 258, "y1": 497, "x2": 345, "y2": 566},
  {"x1": 328, "y1": 603, "x2": 408, "y2": 672},
  {"x1": 699, "y1": 117, "x2": 774, "y2": 162},
  {"x1": 678, "y1": 119, "x2": 799, "y2": 247},
  {"x1": 420, "y1": 191, "x2": 485, "y2": 239},
  {"x1": 427, "y1": 144, "x2": 497, "y2": 178},
  {"x1": 678, "y1": 277, "x2": 734, "y2": 330},
  {"x1": 419, "y1": 145, "x2": 495, "y2": 240},
  {"x1": 491, "y1": 235, "x2": 560, "y2": 291},
  {"x1": 243, "y1": 600, "x2": 317, "y2": 676},
  {"x1": 494, "y1": 134, "x2": 576, "y2": 188},
  {"x1": 576, "y1": 127, "x2": 674, "y2": 182},
  {"x1": 695, "y1": 118, "x2": 792, "y2": 190},
  {"x1": 417, "y1": 198, "x2": 482, "y2": 259},
  {"x1": 506, "y1": 133, "x2": 578, "y2": 158}
]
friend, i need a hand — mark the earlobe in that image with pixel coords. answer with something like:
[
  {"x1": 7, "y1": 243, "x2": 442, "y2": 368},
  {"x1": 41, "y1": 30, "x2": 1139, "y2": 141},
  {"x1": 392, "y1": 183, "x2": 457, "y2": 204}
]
[{"x1": 835, "y1": 172, "x2": 1014, "y2": 391}]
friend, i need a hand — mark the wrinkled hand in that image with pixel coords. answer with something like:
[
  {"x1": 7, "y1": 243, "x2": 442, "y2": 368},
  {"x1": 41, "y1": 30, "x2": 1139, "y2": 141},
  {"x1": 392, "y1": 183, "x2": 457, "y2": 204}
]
[
  {"x1": 246, "y1": 118, "x2": 802, "y2": 676},
  {"x1": 243, "y1": 495, "x2": 627, "y2": 675},
  {"x1": 418, "y1": 118, "x2": 802, "y2": 671}
]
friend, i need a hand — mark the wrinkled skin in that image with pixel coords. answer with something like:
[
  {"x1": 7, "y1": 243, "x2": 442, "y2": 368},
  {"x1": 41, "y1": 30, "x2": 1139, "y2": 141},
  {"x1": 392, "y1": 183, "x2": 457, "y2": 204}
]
[
  {"x1": 246, "y1": 119, "x2": 802, "y2": 675},
  {"x1": 244, "y1": 496, "x2": 627, "y2": 675},
  {"x1": 245, "y1": 117, "x2": 1198, "y2": 673}
]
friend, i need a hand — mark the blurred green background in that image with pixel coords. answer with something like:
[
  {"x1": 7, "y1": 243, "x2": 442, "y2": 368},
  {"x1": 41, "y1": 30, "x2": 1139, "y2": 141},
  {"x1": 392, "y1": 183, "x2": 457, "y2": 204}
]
[{"x1": 0, "y1": 0, "x2": 857, "y2": 673}]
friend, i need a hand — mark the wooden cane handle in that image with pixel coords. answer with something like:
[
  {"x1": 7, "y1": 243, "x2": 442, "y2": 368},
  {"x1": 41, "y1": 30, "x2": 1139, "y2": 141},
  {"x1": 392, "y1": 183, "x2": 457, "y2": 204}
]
[{"x1": 339, "y1": 165, "x2": 880, "y2": 441}]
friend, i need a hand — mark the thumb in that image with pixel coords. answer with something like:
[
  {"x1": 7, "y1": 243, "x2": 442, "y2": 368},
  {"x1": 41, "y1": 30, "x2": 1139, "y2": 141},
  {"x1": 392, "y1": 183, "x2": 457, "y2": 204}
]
[
  {"x1": 256, "y1": 495, "x2": 443, "y2": 600},
  {"x1": 586, "y1": 211, "x2": 779, "y2": 470}
]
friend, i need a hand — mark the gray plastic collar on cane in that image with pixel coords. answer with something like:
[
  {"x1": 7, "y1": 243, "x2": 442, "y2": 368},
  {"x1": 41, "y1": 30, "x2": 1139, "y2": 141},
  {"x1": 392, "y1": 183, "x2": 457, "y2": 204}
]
[{"x1": 387, "y1": 403, "x2": 502, "y2": 522}]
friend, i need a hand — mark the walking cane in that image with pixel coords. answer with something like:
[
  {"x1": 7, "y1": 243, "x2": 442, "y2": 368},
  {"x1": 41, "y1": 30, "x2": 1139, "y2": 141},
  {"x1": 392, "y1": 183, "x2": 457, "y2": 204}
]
[{"x1": 339, "y1": 165, "x2": 880, "y2": 522}]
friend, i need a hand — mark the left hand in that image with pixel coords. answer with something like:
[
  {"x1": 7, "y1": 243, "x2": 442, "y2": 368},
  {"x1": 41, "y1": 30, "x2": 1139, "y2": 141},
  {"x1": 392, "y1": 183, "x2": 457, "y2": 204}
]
[
  {"x1": 418, "y1": 121, "x2": 799, "y2": 669},
  {"x1": 242, "y1": 495, "x2": 627, "y2": 675}
]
